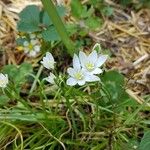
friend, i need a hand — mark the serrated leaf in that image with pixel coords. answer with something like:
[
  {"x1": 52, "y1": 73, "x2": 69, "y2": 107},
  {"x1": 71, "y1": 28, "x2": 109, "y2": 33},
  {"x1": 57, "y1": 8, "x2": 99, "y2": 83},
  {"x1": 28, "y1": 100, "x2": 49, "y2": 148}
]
[
  {"x1": 17, "y1": 5, "x2": 40, "y2": 32},
  {"x1": 85, "y1": 17, "x2": 102, "y2": 29},
  {"x1": 139, "y1": 131, "x2": 150, "y2": 150},
  {"x1": 71, "y1": 0, "x2": 83, "y2": 18},
  {"x1": 41, "y1": 26, "x2": 60, "y2": 41}
]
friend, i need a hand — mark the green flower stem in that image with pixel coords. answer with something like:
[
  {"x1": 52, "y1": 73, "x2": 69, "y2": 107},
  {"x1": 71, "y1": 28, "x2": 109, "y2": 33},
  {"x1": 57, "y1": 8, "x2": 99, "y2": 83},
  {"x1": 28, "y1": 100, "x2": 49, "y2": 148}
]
[
  {"x1": 29, "y1": 65, "x2": 44, "y2": 94},
  {"x1": 41, "y1": 0, "x2": 75, "y2": 56}
]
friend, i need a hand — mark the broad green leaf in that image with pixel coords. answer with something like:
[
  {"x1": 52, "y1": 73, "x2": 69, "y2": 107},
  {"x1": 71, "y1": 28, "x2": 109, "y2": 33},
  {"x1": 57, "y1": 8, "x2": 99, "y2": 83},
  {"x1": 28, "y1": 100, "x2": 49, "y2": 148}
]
[
  {"x1": 41, "y1": 26, "x2": 60, "y2": 41},
  {"x1": 101, "y1": 71, "x2": 127, "y2": 103},
  {"x1": 42, "y1": 11, "x2": 53, "y2": 26},
  {"x1": 2, "y1": 63, "x2": 32, "y2": 86},
  {"x1": 139, "y1": 131, "x2": 150, "y2": 150},
  {"x1": 17, "y1": 5, "x2": 40, "y2": 32}
]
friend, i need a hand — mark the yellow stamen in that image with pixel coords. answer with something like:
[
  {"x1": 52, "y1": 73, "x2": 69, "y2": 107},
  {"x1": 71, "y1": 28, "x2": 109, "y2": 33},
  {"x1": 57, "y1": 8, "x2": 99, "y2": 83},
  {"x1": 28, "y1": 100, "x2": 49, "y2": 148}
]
[
  {"x1": 85, "y1": 62, "x2": 94, "y2": 71},
  {"x1": 74, "y1": 72, "x2": 83, "y2": 80}
]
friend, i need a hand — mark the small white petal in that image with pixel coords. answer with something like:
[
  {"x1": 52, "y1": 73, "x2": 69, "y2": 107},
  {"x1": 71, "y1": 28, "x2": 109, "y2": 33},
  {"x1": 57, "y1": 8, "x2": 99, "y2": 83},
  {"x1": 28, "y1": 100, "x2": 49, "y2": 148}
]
[
  {"x1": 67, "y1": 67, "x2": 76, "y2": 77},
  {"x1": 79, "y1": 51, "x2": 87, "y2": 68},
  {"x1": 73, "y1": 54, "x2": 81, "y2": 70},
  {"x1": 96, "y1": 55, "x2": 108, "y2": 67},
  {"x1": 24, "y1": 47, "x2": 29, "y2": 53},
  {"x1": 66, "y1": 77, "x2": 77, "y2": 86},
  {"x1": 31, "y1": 39, "x2": 38, "y2": 45},
  {"x1": 46, "y1": 52, "x2": 54, "y2": 62},
  {"x1": 41, "y1": 52, "x2": 55, "y2": 70},
  {"x1": 85, "y1": 74, "x2": 100, "y2": 82},
  {"x1": 30, "y1": 33, "x2": 36, "y2": 39},
  {"x1": 77, "y1": 80, "x2": 86, "y2": 86},
  {"x1": 34, "y1": 45, "x2": 40, "y2": 52},
  {"x1": 88, "y1": 50, "x2": 98, "y2": 64},
  {"x1": 45, "y1": 73, "x2": 56, "y2": 84},
  {"x1": 28, "y1": 51, "x2": 37, "y2": 57},
  {"x1": 23, "y1": 41, "x2": 29, "y2": 47},
  {"x1": 0, "y1": 73, "x2": 8, "y2": 88},
  {"x1": 92, "y1": 68, "x2": 103, "y2": 74}
]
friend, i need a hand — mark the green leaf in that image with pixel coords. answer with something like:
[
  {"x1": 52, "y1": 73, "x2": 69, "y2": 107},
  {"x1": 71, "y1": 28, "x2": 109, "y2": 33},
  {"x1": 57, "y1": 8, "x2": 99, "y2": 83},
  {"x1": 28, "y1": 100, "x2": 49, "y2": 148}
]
[
  {"x1": 0, "y1": 95, "x2": 10, "y2": 106},
  {"x1": 101, "y1": 71, "x2": 127, "y2": 103},
  {"x1": 2, "y1": 63, "x2": 32, "y2": 86},
  {"x1": 71, "y1": 0, "x2": 83, "y2": 18},
  {"x1": 42, "y1": 11, "x2": 53, "y2": 26},
  {"x1": 56, "y1": 5, "x2": 66, "y2": 17},
  {"x1": 85, "y1": 17, "x2": 102, "y2": 29},
  {"x1": 139, "y1": 131, "x2": 150, "y2": 150},
  {"x1": 17, "y1": 5, "x2": 40, "y2": 32},
  {"x1": 101, "y1": 6, "x2": 113, "y2": 16},
  {"x1": 41, "y1": 26, "x2": 60, "y2": 41},
  {"x1": 17, "y1": 63, "x2": 33, "y2": 83}
]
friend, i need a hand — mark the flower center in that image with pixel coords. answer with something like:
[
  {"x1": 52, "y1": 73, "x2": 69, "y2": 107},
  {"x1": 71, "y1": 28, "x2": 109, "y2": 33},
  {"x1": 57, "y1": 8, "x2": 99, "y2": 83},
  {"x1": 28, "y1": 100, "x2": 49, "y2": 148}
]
[
  {"x1": 28, "y1": 44, "x2": 34, "y2": 50},
  {"x1": 85, "y1": 62, "x2": 94, "y2": 71},
  {"x1": 74, "y1": 72, "x2": 83, "y2": 80},
  {"x1": 0, "y1": 80, "x2": 5, "y2": 85}
]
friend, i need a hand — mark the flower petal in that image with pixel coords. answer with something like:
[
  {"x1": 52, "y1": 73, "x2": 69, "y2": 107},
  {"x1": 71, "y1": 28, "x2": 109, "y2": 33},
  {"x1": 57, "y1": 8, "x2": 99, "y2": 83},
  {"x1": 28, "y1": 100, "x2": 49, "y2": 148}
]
[
  {"x1": 73, "y1": 54, "x2": 81, "y2": 69},
  {"x1": 96, "y1": 55, "x2": 108, "y2": 67},
  {"x1": 66, "y1": 77, "x2": 77, "y2": 86},
  {"x1": 34, "y1": 45, "x2": 40, "y2": 52},
  {"x1": 85, "y1": 74, "x2": 100, "y2": 82},
  {"x1": 46, "y1": 52, "x2": 54, "y2": 62},
  {"x1": 92, "y1": 68, "x2": 103, "y2": 74},
  {"x1": 67, "y1": 67, "x2": 75, "y2": 77},
  {"x1": 23, "y1": 41, "x2": 29, "y2": 47},
  {"x1": 79, "y1": 51, "x2": 87, "y2": 68},
  {"x1": 88, "y1": 50, "x2": 98, "y2": 64},
  {"x1": 44, "y1": 73, "x2": 56, "y2": 84},
  {"x1": 78, "y1": 80, "x2": 86, "y2": 86}
]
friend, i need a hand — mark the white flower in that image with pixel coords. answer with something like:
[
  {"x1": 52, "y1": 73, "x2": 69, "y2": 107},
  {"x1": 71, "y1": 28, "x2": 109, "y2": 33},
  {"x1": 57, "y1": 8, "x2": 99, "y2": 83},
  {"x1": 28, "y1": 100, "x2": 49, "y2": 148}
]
[
  {"x1": 23, "y1": 39, "x2": 41, "y2": 57},
  {"x1": 44, "y1": 73, "x2": 56, "y2": 84},
  {"x1": 79, "y1": 50, "x2": 108, "y2": 75},
  {"x1": 66, "y1": 54, "x2": 100, "y2": 86},
  {"x1": 0, "y1": 73, "x2": 8, "y2": 88},
  {"x1": 41, "y1": 52, "x2": 55, "y2": 70}
]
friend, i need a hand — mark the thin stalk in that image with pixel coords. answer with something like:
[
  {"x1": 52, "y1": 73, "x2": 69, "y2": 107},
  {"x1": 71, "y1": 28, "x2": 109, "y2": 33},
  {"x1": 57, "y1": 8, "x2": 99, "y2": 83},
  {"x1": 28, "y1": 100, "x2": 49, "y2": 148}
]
[
  {"x1": 41, "y1": 0, "x2": 75, "y2": 56},
  {"x1": 30, "y1": 65, "x2": 44, "y2": 94}
]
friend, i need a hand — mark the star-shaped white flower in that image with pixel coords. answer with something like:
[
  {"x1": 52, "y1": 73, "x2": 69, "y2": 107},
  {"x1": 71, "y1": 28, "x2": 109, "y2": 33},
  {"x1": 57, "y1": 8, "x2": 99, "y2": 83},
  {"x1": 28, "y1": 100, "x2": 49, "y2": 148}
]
[
  {"x1": 44, "y1": 73, "x2": 56, "y2": 84},
  {"x1": 41, "y1": 52, "x2": 55, "y2": 70},
  {"x1": 23, "y1": 39, "x2": 41, "y2": 57},
  {"x1": 66, "y1": 54, "x2": 100, "y2": 86},
  {"x1": 79, "y1": 50, "x2": 108, "y2": 75},
  {"x1": 0, "y1": 73, "x2": 8, "y2": 88}
]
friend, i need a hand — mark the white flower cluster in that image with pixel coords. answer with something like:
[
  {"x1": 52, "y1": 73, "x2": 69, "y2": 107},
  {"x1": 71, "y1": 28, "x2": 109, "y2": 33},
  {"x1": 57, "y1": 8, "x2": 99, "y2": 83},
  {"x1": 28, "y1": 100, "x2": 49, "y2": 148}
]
[
  {"x1": 23, "y1": 33, "x2": 41, "y2": 57},
  {"x1": 0, "y1": 73, "x2": 8, "y2": 88},
  {"x1": 41, "y1": 43, "x2": 108, "y2": 87},
  {"x1": 41, "y1": 52, "x2": 56, "y2": 84},
  {"x1": 66, "y1": 44, "x2": 108, "y2": 86}
]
